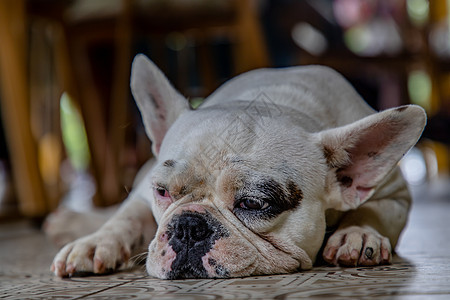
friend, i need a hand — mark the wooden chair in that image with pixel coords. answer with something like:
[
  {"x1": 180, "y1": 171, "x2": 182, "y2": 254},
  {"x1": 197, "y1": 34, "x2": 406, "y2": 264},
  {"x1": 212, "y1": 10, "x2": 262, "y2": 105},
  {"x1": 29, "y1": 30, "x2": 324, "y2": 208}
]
[{"x1": 0, "y1": 0, "x2": 269, "y2": 216}]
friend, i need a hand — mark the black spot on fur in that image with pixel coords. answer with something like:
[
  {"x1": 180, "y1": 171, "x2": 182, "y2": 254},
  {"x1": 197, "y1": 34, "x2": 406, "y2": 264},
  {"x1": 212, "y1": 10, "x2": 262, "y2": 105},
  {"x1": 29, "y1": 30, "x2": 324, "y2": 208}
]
[
  {"x1": 365, "y1": 247, "x2": 374, "y2": 259},
  {"x1": 179, "y1": 185, "x2": 188, "y2": 195},
  {"x1": 338, "y1": 175, "x2": 353, "y2": 188},
  {"x1": 368, "y1": 151, "x2": 378, "y2": 158},
  {"x1": 208, "y1": 258, "x2": 230, "y2": 277},
  {"x1": 396, "y1": 106, "x2": 408, "y2": 113},
  {"x1": 287, "y1": 180, "x2": 303, "y2": 204},
  {"x1": 214, "y1": 264, "x2": 230, "y2": 278},
  {"x1": 256, "y1": 179, "x2": 300, "y2": 215},
  {"x1": 208, "y1": 258, "x2": 216, "y2": 266},
  {"x1": 163, "y1": 160, "x2": 176, "y2": 167},
  {"x1": 235, "y1": 178, "x2": 302, "y2": 220}
]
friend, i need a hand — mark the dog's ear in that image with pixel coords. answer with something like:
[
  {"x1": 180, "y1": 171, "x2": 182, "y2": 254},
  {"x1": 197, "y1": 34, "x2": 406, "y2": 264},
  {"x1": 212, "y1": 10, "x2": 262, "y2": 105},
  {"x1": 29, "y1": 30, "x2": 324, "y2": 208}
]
[
  {"x1": 130, "y1": 54, "x2": 190, "y2": 156},
  {"x1": 317, "y1": 105, "x2": 426, "y2": 211}
]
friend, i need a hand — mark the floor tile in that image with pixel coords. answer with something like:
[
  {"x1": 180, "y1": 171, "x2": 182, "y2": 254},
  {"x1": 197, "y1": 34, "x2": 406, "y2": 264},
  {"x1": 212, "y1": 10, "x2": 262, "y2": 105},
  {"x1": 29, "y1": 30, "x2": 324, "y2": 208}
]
[{"x1": 1, "y1": 179, "x2": 450, "y2": 299}]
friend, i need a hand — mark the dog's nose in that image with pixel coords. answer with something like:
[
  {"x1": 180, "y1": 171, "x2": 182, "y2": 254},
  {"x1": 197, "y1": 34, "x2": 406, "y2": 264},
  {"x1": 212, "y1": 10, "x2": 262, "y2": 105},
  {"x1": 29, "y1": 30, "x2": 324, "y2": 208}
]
[
  {"x1": 166, "y1": 211, "x2": 229, "y2": 279},
  {"x1": 172, "y1": 212, "x2": 213, "y2": 244}
]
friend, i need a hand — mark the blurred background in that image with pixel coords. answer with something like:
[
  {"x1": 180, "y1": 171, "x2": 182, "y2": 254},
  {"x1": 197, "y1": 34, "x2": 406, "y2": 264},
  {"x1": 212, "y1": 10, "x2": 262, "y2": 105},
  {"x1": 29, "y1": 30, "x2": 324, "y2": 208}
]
[{"x1": 0, "y1": 0, "x2": 449, "y2": 220}]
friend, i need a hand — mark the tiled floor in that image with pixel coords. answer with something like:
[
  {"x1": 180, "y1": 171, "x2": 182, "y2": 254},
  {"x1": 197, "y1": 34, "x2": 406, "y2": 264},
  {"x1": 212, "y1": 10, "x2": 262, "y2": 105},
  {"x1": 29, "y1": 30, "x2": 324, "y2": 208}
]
[{"x1": 1, "y1": 179, "x2": 450, "y2": 299}]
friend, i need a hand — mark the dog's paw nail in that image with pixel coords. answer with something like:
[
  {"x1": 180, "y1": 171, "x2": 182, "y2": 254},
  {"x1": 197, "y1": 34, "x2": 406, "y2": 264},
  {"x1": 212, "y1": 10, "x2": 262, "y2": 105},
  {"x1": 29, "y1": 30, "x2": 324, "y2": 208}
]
[
  {"x1": 56, "y1": 261, "x2": 65, "y2": 272},
  {"x1": 66, "y1": 263, "x2": 75, "y2": 274},
  {"x1": 381, "y1": 248, "x2": 390, "y2": 262},
  {"x1": 324, "y1": 247, "x2": 337, "y2": 261},
  {"x1": 364, "y1": 247, "x2": 374, "y2": 259},
  {"x1": 53, "y1": 261, "x2": 67, "y2": 277},
  {"x1": 94, "y1": 258, "x2": 105, "y2": 273},
  {"x1": 351, "y1": 249, "x2": 360, "y2": 260}
]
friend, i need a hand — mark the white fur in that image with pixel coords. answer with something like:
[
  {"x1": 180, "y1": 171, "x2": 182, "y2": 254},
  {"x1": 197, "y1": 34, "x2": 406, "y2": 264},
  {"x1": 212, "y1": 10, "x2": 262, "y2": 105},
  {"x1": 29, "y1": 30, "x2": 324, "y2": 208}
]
[{"x1": 52, "y1": 55, "x2": 426, "y2": 278}]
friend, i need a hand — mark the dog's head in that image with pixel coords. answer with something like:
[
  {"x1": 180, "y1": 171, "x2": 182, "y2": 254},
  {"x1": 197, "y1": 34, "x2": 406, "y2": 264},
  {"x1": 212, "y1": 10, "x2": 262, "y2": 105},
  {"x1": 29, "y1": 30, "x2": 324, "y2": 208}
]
[{"x1": 130, "y1": 54, "x2": 426, "y2": 279}]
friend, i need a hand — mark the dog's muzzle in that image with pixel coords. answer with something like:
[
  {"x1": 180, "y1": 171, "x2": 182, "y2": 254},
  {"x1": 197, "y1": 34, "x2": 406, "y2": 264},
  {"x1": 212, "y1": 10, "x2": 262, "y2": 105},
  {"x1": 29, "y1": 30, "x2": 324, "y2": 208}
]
[{"x1": 166, "y1": 211, "x2": 228, "y2": 279}]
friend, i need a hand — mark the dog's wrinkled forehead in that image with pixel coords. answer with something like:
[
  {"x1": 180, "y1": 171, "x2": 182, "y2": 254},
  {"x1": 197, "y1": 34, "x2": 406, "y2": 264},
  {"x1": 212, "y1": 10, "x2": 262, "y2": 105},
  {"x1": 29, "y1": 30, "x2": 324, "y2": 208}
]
[{"x1": 160, "y1": 107, "x2": 314, "y2": 165}]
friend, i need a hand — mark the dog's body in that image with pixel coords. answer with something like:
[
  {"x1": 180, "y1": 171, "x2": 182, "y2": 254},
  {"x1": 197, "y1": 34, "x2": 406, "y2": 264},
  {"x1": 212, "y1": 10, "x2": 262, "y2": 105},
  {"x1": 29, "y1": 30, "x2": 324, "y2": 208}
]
[{"x1": 52, "y1": 55, "x2": 426, "y2": 279}]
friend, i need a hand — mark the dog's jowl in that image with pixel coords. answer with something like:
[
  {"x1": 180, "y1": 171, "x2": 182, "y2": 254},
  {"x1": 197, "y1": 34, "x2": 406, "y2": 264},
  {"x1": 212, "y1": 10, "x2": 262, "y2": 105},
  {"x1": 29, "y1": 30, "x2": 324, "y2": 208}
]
[{"x1": 52, "y1": 54, "x2": 426, "y2": 279}]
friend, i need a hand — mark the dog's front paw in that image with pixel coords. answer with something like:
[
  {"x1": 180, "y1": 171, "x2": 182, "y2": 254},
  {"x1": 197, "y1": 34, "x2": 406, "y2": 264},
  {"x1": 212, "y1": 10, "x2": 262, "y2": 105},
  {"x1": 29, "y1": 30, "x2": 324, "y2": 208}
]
[
  {"x1": 323, "y1": 226, "x2": 392, "y2": 267},
  {"x1": 51, "y1": 231, "x2": 131, "y2": 277}
]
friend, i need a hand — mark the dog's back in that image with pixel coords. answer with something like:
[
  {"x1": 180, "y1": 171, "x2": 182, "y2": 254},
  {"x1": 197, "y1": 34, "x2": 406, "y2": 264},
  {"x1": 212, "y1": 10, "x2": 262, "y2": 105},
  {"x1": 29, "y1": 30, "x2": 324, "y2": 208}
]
[{"x1": 203, "y1": 65, "x2": 375, "y2": 131}]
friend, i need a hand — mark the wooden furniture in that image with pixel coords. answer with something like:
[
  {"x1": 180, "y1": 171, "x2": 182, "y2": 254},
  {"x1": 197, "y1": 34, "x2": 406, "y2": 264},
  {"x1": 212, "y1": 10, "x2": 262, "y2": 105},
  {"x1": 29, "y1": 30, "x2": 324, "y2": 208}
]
[
  {"x1": 0, "y1": 0, "x2": 48, "y2": 217},
  {"x1": 0, "y1": 0, "x2": 269, "y2": 217}
]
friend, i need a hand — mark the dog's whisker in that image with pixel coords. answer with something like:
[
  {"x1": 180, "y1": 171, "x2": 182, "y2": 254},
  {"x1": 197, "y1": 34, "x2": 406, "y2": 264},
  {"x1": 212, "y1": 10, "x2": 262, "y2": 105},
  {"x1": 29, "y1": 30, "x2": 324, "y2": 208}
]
[{"x1": 130, "y1": 252, "x2": 148, "y2": 266}]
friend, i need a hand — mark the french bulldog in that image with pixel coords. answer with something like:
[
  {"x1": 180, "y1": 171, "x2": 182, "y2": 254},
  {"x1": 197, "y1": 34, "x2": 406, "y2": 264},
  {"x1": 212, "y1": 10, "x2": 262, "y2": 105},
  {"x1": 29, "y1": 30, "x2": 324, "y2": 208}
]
[{"x1": 51, "y1": 54, "x2": 426, "y2": 279}]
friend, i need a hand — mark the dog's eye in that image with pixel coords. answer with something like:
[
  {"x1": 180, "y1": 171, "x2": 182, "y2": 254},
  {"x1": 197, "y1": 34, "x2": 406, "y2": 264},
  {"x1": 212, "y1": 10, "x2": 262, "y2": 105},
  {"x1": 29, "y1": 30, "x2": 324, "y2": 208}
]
[
  {"x1": 155, "y1": 186, "x2": 170, "y2": 198},
  {"x1": 239, "y1": 198, "x2": 269, "y2": 210}
]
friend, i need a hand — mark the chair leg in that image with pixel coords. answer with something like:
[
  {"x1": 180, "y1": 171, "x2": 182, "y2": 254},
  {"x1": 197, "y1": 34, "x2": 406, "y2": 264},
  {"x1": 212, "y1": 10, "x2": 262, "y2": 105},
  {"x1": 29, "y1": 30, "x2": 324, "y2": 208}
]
[
  {"x1": 0, "y1": 0, "x2": 48, "y2": 217},
  {"x1": 232, "y1": 0, "x2": 270, "y2": 73}
]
